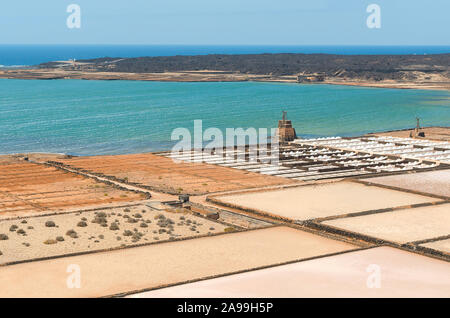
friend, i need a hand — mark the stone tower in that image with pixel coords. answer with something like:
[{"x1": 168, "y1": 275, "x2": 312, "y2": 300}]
[
  {"x1": 411, "y1": 117, "x2": 425, "y2": 138},
  {"x1": 277, "y1": 111, "x2": 297, "y2": 142}
]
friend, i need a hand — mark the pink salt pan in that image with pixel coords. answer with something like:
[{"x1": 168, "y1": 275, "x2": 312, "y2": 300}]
[{"x1": 130, "y1": 247, "x2": 450, "y2": 298}]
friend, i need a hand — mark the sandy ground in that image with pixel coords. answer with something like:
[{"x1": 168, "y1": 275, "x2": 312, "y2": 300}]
[
  {"x1": 367, "y1": 127, "x2": 450, "y2": 142},
  {"x1": 1, "y1": 69, "x2": 448, "y2": 90},
  {"x1": 0, "y1": 204, "x2": 228, "y2": 264},
  {"x1": 0, "y1": 69, "x2": 275, "y2": 82},
  {"x1": 0, "y1": 161, "x2": 143, "y2": 218},
  {"x1": 323, "y1": 204, "x2": 450, "y2": 244},
  {"x1": 54, "y1": 153, "x2": 293, "y2": 195},
  {"x1": 130, "y1": 246, "x2": 450, "y2": 298},
  {"x1": 0, "y1": 153, "x2": 68, "y2": 164},
  {"x1": 213, "y1": 181, "x2": 439, "y2": 221},
  {"x1": 420, "y1": 239, "x2": 450, "y2": 254},
  {"x1": 362, "y1": 170, "x2": 450, "y2": 198},
  {"x1": 0, "y1": 226, "x2": 356, "y2": 297},
  {"x1": 324, "y1": 78, "x2": 450, "y2": 91}
]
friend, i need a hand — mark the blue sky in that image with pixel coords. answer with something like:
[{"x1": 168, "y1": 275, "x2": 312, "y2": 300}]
[{"x1": 0, "y1": 0, "x2": 448, "y2": 45}]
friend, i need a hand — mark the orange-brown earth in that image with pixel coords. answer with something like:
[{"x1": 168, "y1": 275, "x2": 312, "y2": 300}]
[
  {"x1": 0, "y1": 160, "x2": 143, "y2": 218},
  {"x1": 54, "y1": 153, "x2": 294, "y2": 195}
]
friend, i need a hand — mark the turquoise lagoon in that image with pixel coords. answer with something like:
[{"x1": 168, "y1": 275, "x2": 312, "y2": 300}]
[{"x1": 0, "y1": 79, "x2": 448, "y2": 155}]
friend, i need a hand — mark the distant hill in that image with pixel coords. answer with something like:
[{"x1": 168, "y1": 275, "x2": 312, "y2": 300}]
[{"x1": 39, "y1": 53, "x2": 450, "y2": 81}]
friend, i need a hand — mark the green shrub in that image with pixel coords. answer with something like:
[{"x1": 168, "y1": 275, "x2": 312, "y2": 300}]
[{"x1": 224, "y1": 227, "x2": 236, "y2": 233}]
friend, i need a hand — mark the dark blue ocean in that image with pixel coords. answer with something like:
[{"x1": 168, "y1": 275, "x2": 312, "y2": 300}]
[{"x1": 1, "y1": 45, "x2": 449, "y2": 67}]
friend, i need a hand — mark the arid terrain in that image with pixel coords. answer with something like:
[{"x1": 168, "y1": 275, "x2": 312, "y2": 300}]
[
  {"x1": 0, "y1": 128, "x2": 449, "y2": 297},
  {"x1": 50, "y1": 153, "x2": 294, "y2": 195},
  {"x1": 1, "y1": 53, "x2": 449, "y2": 90},
  {"x1": 0, "y1": 156, "x2": 145, "y2": 218},
  {"x1": 0, "y1": 203, "x2": 229, "y2": 264},
  {"x1": 367, "y1": 127, "x2": 450, "y2": 141}
]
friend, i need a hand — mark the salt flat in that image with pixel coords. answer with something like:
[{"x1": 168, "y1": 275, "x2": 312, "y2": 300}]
[
  {"x1": 362, "y1": 170, "x2": 450, "y2": 198},
  {"x1": 323, "y1": 204, "x2": 450, "y2": 244},
  {"x1": 214, "y1": 181, "x2": 439, "y2": 221},
  {"x1": 420, "y1": 239, "x2": 450, "y2": 254},
  {"x1": 0, "y1": 226, "x2": 356, "y2": 297},
  {"x1": 129, "y1": 247, "x2": 450, "y2": 298}
]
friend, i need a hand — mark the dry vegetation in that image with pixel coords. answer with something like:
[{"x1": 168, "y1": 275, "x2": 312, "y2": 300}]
[{"x1": 0, "y1": 204, "x2": 228, "y2": 264}]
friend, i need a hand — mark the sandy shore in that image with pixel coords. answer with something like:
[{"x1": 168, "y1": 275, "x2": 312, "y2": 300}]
[
  {"x1": 367, "y1": 127, "x2": 450, "y2": 142},
  {"x1": 1, "y1": 68, "x2": 448, "y2": 91},
  {"x1": 324, "y1": 79, "x2": 450, "y2": 91}
]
